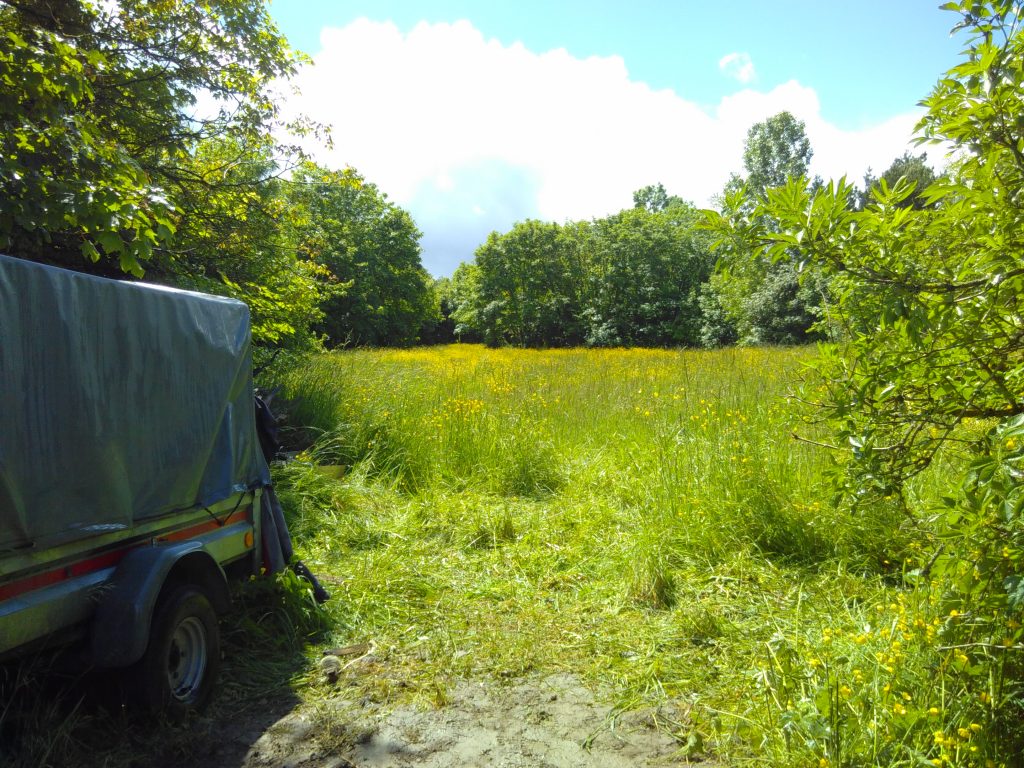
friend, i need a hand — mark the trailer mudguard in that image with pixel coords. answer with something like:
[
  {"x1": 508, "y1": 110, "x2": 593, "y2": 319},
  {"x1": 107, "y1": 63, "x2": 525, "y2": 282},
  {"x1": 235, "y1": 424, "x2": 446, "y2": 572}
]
[{"x1": 90, "y1": 542, "x2": 230, "y2": 667}]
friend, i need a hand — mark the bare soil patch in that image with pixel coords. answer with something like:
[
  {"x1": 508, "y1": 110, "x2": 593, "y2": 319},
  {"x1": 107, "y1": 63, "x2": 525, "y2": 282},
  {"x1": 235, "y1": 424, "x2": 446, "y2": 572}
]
[{"x1": 226, "y1": 673, "x2": 703, "y2": 768}]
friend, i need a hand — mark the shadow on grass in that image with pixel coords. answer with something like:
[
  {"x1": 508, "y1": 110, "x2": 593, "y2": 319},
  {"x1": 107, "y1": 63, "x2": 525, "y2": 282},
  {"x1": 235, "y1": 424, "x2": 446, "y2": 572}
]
[{"x1": 1, "y1": 574, "x2": 331, "y2": 768}]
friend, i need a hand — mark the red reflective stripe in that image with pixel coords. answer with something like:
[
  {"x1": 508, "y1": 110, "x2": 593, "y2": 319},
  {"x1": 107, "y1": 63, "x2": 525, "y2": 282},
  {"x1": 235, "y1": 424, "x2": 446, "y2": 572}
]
[
  {"x1": 0, "y1": 506, "x2": 252, "y2": 602},
  {"x1": 67, "y1": 549, "x2": 125, "y2": 578},
  {"x1": 160, "y1": 508, "x2": 250, "y2": 543},
  {"x1": 0, "y1": 569, "x2": 66, "y2": 602}
]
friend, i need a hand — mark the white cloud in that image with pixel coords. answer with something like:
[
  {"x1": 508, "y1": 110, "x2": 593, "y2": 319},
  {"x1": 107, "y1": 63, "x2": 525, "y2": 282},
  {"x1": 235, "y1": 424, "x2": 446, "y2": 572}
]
[
  {"x1": 715, "y1": 80, "x2": 927, "y2": 187},
  {"x1": 282, "y1": 19, "x2": 929, "y2": 275},
  {"x1": 718, "y1": 52, "x2": 756, "y2": 84}
]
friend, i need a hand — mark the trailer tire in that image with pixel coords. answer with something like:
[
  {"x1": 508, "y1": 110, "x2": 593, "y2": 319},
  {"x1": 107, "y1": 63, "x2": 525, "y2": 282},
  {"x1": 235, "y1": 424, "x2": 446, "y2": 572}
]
[{"x1": 129, "y1": 584, "x2": 220, "y2": 718}]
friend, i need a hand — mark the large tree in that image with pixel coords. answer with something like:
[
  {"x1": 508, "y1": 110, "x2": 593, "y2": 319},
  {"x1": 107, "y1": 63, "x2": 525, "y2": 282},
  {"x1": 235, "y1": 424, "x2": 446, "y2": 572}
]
[
  {"x1": 741, "y1": 111, "x2": 813, "y2": 194},
  {"x1": 288, "y1": 163, "x2": 434, "y2": 347},
  {"x1": 582, "y1": 203, "x2": 712, "y2": 347},
  {"x1": 0, "y1": 0, "x2": 303, "y2": 276},
  {"x1": 705, "y1": 112, "x2": 827, "y2": 345},
  {"x1": 474, "y1": 220, "x2": 584, "y2": 347}
]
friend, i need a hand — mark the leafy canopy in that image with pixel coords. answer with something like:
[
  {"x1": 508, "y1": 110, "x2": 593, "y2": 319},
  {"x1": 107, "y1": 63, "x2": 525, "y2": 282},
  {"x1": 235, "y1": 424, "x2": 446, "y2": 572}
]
[
  {"x1": 859, "y1": 151, "x2": 940, "y2": 210},
  {"x1": 0, "y1": 0, "x2": 302, "y2": 275},
  {"x1": 741, "y1": 110, "x2": 813, "y2": 194},
  {"x1": 463, "y1": 192, "x2": 713, "y2": 349},
  {"x1": 289, "y1": 163, "x2": 433, "y2": 348}
]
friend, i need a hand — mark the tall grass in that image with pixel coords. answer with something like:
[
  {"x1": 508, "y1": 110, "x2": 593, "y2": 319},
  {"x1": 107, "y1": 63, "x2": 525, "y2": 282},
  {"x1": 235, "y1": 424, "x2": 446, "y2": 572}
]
[
  {"x1": 8, "y1": 345, "x2": 971, "y2": 766},
  {"x1": 267, "y1": 344, "x2": 983, "y2": 766},
  {"x1": 277, "y1": 345, "x2": 913, "y2": 567},
  {"x1": 276, "y1": 346, "x2": 867, "y2": 560}
]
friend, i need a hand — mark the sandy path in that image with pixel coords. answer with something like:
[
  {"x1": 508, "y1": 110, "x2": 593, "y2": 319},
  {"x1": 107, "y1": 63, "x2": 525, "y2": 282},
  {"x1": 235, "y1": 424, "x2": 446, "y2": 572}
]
[{"x1": 240, "y1": 673, "x2": 701, "y2": 768}]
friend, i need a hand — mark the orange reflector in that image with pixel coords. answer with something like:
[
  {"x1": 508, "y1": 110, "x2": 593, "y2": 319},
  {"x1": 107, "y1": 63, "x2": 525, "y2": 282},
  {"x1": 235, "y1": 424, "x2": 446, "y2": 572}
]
[{"x1": 244, "y1": 531, "x2": 254, "y2": 548}]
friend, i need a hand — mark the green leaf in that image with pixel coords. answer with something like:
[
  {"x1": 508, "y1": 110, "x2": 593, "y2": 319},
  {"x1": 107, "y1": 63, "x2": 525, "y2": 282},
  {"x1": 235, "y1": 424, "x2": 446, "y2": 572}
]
[
  {"x1": 81, "y1": 240, "x2": 100, "y2": 262},
  {"x1": 96, "y1": 231, "x2": 123, "y2": 255}
]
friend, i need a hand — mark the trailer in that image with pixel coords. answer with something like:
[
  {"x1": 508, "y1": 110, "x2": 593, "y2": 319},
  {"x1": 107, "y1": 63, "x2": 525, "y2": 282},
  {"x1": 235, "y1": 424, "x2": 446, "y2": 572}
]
[{"x1": 0, "y1": 253, "x2": 275, "y2": 716}]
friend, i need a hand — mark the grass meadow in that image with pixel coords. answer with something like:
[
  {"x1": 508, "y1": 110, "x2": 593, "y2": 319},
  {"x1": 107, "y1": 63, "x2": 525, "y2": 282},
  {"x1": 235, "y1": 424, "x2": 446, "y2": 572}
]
[
  {"x1": 270, "y1": 344, "x2": 985, "y2": 767},
  {"x1": 3, "y1": 344, "x2": 992, "y2": 768}
]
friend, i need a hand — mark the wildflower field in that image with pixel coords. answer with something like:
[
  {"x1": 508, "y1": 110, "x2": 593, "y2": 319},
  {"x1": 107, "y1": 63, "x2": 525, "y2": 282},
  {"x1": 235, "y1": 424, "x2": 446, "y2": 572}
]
[{"x1": 269, "y1": 344, "x2": 1012, "y2": 767}]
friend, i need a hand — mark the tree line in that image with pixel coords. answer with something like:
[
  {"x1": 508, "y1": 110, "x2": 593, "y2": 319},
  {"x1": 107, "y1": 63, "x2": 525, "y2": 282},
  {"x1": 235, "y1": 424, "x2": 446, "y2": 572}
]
[
  {"x1": 440, "y1": 112, "x2": 938, "y2": 349},
  {"x1": 1, "y1": 0, "x2": 940, "y2": 356},
  {"x1": 437, "y1": 196, "x2": 712, "y2": 348}
]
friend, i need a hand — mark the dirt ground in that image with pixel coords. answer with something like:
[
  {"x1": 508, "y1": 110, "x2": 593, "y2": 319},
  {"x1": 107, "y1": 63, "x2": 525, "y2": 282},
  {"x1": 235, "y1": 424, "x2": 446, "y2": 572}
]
[
  {"x1": 183, "y1": 672, "x2": 704, "y2": 768},
  {"x1": 4, "y1": 630, "x2": 710, "y2": 768}
]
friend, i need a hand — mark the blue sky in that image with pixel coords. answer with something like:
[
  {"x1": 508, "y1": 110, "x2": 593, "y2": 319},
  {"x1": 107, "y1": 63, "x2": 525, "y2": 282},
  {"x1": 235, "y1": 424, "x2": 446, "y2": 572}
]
[{"x1": 268, "y1": 1, "x2": 966, "y2": 276}]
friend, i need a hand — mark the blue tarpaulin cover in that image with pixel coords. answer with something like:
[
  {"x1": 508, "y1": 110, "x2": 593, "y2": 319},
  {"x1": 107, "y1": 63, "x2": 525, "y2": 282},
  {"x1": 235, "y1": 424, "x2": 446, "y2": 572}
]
[{"x1": 0, "y1": 254, "x2": 271, "y2": 552}]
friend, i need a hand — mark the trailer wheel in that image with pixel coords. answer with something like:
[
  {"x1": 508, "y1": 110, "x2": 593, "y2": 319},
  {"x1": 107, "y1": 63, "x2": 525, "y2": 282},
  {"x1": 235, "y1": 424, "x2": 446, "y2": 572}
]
[{"x1": 130, "y1": 584, "x2": 220, "y2": 718}]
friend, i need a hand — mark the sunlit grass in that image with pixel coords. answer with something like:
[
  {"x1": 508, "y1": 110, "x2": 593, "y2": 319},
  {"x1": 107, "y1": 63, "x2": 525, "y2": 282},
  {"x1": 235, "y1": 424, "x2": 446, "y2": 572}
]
[
  {"x1": 277, "y1": 344, "x2": 905, "y2": 565},
  {"x1": 266, "y1": 344, "x2": 977, "y2": 766}
]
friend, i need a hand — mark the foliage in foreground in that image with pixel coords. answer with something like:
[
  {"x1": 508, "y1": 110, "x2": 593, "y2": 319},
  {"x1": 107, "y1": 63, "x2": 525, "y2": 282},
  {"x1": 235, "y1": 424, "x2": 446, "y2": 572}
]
[
  {"x1": 707, "y1": 1, "x2": 1024, "y2": 762},
  {"x1": 0, "y1": 0, "x2": 439, "y2": 352},
  {"x1": 0, "y1": 0, "x2": 298, "y2": 277}
]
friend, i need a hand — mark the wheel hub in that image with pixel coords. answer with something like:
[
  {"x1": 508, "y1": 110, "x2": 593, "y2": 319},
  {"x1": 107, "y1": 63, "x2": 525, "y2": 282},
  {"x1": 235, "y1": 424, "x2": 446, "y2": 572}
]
[{"x1": 167, "y1": 616, "x2": 208, "y2": 701}]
